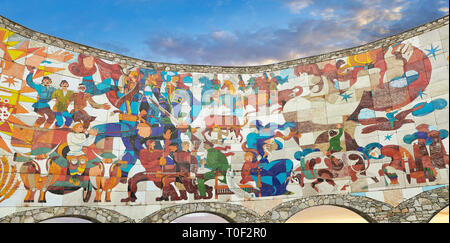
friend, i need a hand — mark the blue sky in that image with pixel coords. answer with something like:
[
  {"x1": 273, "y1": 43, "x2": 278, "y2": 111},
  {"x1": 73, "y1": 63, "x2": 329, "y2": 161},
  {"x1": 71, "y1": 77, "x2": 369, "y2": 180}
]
[{"x1": 0, "y1": 0, "x2": 448, "y2": 66}]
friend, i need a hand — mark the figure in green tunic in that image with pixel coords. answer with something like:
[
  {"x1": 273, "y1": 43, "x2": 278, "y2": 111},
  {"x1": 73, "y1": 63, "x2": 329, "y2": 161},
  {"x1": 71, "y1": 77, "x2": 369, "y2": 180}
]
[
  {"x1": 327, "y1": 124, "x2": 344, "y2": 154},
  {"x1": 196, "y1": 142, "x2": 231, "y2": 198}
]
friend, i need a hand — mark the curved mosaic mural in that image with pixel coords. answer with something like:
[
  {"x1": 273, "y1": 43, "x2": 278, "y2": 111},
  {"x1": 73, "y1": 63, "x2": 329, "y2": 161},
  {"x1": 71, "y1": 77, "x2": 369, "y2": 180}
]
[{"x1": 0, "y1": 17, "x2": 448, "y2": 208}]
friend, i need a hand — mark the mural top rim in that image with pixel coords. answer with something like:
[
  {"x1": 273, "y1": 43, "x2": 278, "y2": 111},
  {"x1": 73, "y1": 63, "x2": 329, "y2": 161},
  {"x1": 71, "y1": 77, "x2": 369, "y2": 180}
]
[{"x1": 0, "y1": 14, "x2": 448, "y2": 73}]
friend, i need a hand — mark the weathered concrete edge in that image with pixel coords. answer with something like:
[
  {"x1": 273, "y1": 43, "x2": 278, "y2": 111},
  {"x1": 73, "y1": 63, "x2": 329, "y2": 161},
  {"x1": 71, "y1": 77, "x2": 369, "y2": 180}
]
[{"x1": 0, "y1": 14, "x2": 448, "y2": 74}]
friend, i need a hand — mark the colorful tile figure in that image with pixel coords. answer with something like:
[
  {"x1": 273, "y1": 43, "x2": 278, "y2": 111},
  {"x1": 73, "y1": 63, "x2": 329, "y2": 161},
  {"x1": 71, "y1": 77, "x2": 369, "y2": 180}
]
[{"x1": 0, "y1": 23, "x2": 448, "y2": 206}]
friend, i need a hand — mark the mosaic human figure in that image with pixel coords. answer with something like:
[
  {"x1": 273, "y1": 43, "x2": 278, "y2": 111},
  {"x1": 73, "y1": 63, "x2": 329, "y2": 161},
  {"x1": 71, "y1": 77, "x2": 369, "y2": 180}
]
[
  {"x1": 327, "y1": 124, "x2": 344, "y2": 154},
  {"x1": 121, "y1": 130, "x2": 176, "y2": 202},
  {"x1": 68, "y1": 54, "x2": 122, "y2": 97},
  {"x1": 196, "y1": 141, "x2": 230, "y2": 199},
  {"x1": 66, "y1": 123, "x2": 98, "y2": 185},
  {"x1": 173, "y1": 141, "x2": 200, "y2": 200},
  {"x1": 52, "y1": 80, "x2": 73, "y2": 128},
  {"x1": 70, "y1": 84, "x2": 111, "y2": 130},
  {"x1": 240, "y1": 152, "x2": 259, "y2": 185},
  {"x1": 25, "y1": 66, "x2": 56, "y2": 128}
]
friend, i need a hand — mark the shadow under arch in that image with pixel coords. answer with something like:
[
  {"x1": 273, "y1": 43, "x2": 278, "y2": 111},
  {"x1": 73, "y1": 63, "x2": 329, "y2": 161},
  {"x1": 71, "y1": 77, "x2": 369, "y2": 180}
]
[
  {"x1": 140, "y1": 202, "x2": 263, "y2": 223},
  {"x1": 170, "y1": 212, "x2": 232, "y2": 223},
  {"x1": 263, "y1": 194, "x2": 392, "y2": 223},
  {"x1": 0, "y1": 206, "x2": 135, "y2": 223},
  {"x1": 39, "y1": 215, "x2": 98, "y2": 223}
]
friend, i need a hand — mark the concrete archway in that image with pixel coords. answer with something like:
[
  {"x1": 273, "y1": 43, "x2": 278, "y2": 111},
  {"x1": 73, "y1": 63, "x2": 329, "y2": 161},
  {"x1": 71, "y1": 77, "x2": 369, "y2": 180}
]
[
  {"x1": 140, "y1": 202, "x2": 263, "y2": 223},
  {"x1": 0, "y1": 206, "x2": 135, "y2": 223}
]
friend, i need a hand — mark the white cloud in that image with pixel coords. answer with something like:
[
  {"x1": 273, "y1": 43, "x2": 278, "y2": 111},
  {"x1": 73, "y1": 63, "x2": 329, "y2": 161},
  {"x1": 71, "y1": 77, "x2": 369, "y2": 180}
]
[
  {"x1": 162, "y1": 38, "x2": 176, "y2": 48},
  {"x1": 439, "y1": 7, "x2": 449, "y2": 13},
  {"x1": 354, "y1": 9, "x2": 377, "y2": 26},
  {"x1": 283, "y1": 0, "x2": 312, "y2": 13},
  {"x1": 211, "y1": 31, "x2": 237, "y2": 40}
]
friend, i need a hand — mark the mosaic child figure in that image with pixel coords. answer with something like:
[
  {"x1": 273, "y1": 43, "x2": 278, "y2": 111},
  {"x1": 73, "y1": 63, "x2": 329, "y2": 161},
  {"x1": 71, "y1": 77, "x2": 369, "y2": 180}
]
[{"x1": 327, "y1": 124, "x2": 344, "y2": 154}]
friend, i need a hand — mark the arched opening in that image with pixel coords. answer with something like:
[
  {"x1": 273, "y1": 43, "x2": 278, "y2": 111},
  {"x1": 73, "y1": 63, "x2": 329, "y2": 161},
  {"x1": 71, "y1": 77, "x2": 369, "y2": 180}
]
[
  {"x1": 285, "y1": 205, "x2": 369, "y2": 223},
  {"x1": 429, "y1": 206, "x2": 449, "y2": 223},
  {"x1": 39, "y1": 216, "x2": 95, "y2": 223},
  {"x1": 170, "y1": 213, "x2": 230, "y2": 223}
]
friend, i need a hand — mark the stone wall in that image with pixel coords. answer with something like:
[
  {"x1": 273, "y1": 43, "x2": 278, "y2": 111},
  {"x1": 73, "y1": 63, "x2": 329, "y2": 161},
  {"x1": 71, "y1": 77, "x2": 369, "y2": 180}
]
[
  {"x1": 0, "y1": 185, "x2": 447, "y2": 223},
  {"x1": 0, "y1": 14, "x2": 448, "y2": 223},
  {"x1": 266, "y1": 185, "x2": 449, "y2": 223}
]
